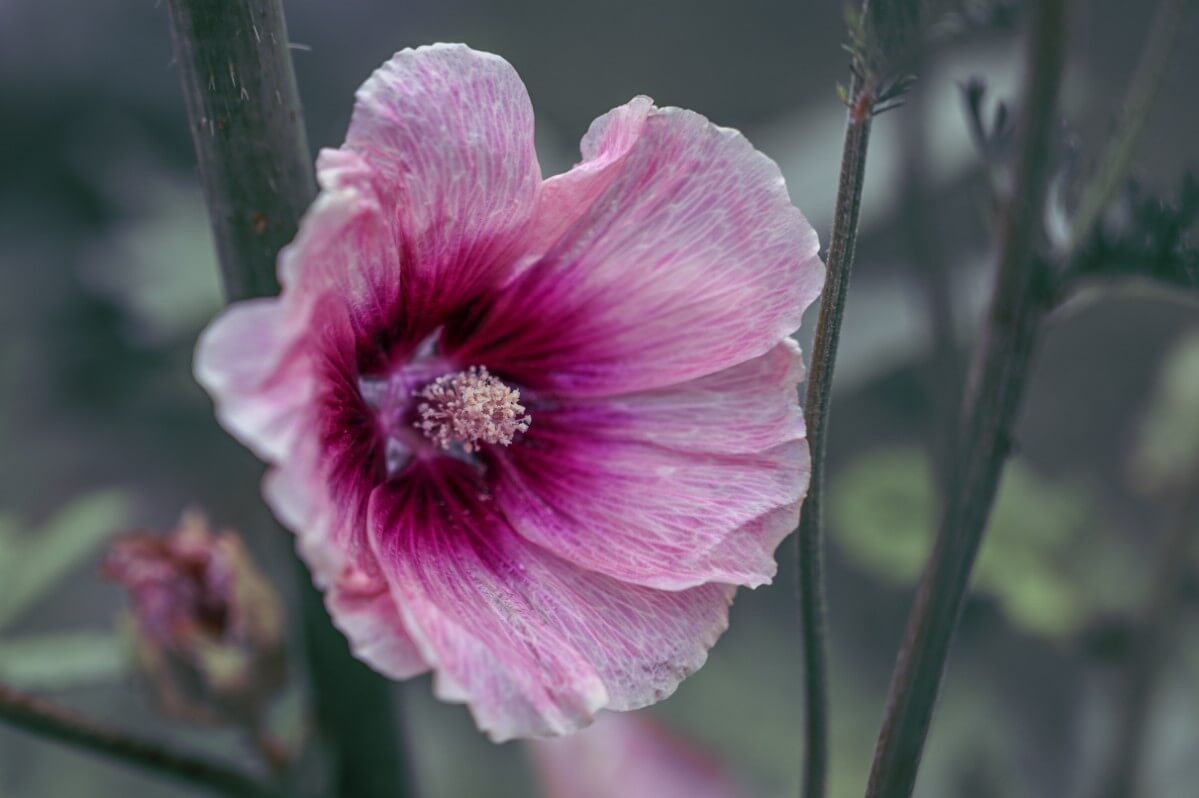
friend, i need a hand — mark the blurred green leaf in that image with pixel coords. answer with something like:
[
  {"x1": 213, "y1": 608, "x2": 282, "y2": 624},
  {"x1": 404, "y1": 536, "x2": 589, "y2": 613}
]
[
  {"x1": 1132, "y1": 329, "x2": 1199, "y2": 493},
  {"x1": 829, "y1": 448, "x2": 934, "y2": 584},
  {"x1": 0, "y1": 490, "x2": 131, "y2": 630},
  {"x1": 0, "y1": 631, "x2": 127, "y2": 689},
  {"x1": 82, "y1": 177, "x2": 222, "y2": 345},
  {"x1": 831, "y1": 448, "x2": 1142, "y2": 637}
]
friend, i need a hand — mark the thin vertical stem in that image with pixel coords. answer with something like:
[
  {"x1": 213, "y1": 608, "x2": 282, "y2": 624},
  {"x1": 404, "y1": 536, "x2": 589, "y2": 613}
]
[
  {"x1": 0, "y1": 684, "x2": 276, "y2": 798},
  {"x1": 799, "y1": 25, "x2": 876, "y2": 798},
  {"x1": 863, "y1": 2, "x2": 1069, "y2": 796},
  {"x1": 164, "y1": 3, "x2": 416, "y2": 796}
]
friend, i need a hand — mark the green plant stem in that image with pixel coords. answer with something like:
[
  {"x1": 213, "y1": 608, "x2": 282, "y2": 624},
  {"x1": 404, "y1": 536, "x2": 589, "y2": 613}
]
[
  {"x1": 863, "y1": 2, "x2": 1069, "y2": 797},
  {"x1": 1098, "y1": 475, "x2": 1199, "y2": 798},
  {"x1": 1068, "y1": 0, "x2": 1190, "y2": 252},
  {"x1": 798, "y1": 25, "x2": 876, "y2": 798},
  {"x1": 164, "y1": 3, "x2": 416, "y2": 796},
  {"x1": 165, "y1": 0, "x2": 313, "y2": 302},
  {"x1": 0, "y1": 683, "x2": 276, "y2": 797}
]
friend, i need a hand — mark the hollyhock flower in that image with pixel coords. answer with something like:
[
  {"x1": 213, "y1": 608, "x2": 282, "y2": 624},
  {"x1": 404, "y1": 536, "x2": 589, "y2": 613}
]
[
  {"x1": 530, "y1": 712, "x2": 745, "y2": 798},
  {"x1": 195, "y1": 43, "x2": 822, "y2": 740},
  {"x1": 102, "y1": 510, "x2": 286, "y2": 724}
]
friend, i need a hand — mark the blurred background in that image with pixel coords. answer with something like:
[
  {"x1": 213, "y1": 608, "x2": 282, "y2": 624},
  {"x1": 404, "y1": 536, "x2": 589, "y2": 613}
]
[{"x1": 1, "y1": 0, "x2": 1197, "y2": 796}]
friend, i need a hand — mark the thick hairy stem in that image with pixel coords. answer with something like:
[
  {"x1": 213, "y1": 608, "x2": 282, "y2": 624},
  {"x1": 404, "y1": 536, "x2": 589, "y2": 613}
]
[
  {"x1": 165, "y1": 3, "x2": 416, "y2": 796},
  {"x1": 863, "y1": 2, "x2": 1069, "y2": 796},
  {"x1": 165, "y1": 0, "x2": 313, "y2": 302},
  {"x1": 798, "y1": 27, "x2": 876, "y2": 798},
  {"x1": 0, "y1": 683, "x2": 275, "y2": 798}
]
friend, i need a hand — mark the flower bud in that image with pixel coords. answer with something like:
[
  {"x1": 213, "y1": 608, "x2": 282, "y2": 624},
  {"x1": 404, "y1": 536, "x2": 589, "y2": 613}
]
[{"x1": 102, "y1": 510, "x2": 285, "y2": 725}]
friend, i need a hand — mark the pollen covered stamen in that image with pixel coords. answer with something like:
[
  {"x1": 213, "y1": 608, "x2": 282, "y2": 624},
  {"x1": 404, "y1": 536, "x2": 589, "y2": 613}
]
[{"x1": 415, "y1": 366, "x2": 531, "y2": 453}]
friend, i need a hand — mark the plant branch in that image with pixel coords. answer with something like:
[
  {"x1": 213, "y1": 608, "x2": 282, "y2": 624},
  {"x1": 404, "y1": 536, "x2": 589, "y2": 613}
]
[
  {"x1": 0, "y1": 683, "x2": 276, "y2": 797},
  {"x1": 164, "y1": 2, "x2": 416, "y2": 796},
  {"x1": 798, "y1": 4, "x2": 879, "y2": 795},
  {"x1": 863, "y1": 2, "x2": 1069, "y2": 796}
]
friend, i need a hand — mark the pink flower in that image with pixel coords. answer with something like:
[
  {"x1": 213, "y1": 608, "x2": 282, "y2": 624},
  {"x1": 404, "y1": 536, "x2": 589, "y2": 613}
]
[
  {"x1": 195, "y1": 44, "x2": 822, "y2": 740},
  {"x1": 530, "y1": 712, "x2": 746, "y2": 798}
]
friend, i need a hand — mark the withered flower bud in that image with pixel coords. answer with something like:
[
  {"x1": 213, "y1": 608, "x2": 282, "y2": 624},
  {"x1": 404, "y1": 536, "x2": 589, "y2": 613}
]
[{"x1": 102, "y1": 510, "x2": 285, "y2": 726}]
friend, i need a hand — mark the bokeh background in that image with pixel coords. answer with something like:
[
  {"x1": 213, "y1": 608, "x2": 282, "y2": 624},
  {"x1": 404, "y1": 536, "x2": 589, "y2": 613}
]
[{"x1": 2, "y1": 1, "x2": 1198, "y2": 796}]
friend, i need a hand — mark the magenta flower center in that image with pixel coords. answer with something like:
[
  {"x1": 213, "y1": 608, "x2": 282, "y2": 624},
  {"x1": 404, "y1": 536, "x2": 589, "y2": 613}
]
[{"x1": 356, "y1": 342, "x2": 532, "y2": 479}]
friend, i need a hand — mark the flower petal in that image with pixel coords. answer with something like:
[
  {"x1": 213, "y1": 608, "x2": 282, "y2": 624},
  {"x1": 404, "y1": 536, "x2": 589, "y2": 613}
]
[
  {"x1": 263, "y1": 422, "x2": 429, "y2": 680},
  {"x1": 530, "y1": 713, "x2": 746, "y2": 798},
  {"x1": 449, "y1": 102, "x2": 823, "y2": 395},
  {"x1": 324, "y1": 569, "x2": 430, "y2": 680},
  {"x1": 494, "y1": 427, "x2": 808, "y2": 590},
  {"x1": 515, "y1": 96, "x2": 654, "y2": 268},
  {"x1": 281, "y1": 148, "x2": 404, "y2": 328},
  {"x1": 544, "y1": 339, "x2": 805, "y2": 455},
  {"x1": 366, "y1": 460, "x2": 733, "y2": 740},
  {"x1": 193, "y1": 299, "x2": 309, "y2": 462},
  {"x1": 347, "y1": 43, "x2": 541, "y2": 323}
]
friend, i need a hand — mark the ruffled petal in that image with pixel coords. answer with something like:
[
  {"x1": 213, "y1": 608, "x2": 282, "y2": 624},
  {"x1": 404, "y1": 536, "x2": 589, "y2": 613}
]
[
  {"x1": 515, "y1": 96, "x2": 654, "y2": 268},
  {"x1": 324, "y1": 568, "x2": 430, "y2": 680},
  {"x1": 346, "y1": 43, "x2": 541, "y2": 324},
  {"x1": 194, "y1": 299, "x2": 309, "y2": 462},
  {"x1": 366, "y1": 460, "x2": 734, "y2": 741},
  {"x1": 281, "y1": 148, "x2": 403, "y2": 328},
  {"x1": 449, "y1": 101, "x2": 823, "y2": 395},
  {"x1": 493, "y1": 424, "x2": 808, "y2": 590}
]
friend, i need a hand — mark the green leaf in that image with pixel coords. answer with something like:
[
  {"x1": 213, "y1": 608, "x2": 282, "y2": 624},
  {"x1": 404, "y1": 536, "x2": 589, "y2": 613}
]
[
  {"x1": 0, "y1": 490, "x2": 132, "y2": 630},
  {"x1": 830, "y1": 448, "x2": 936, "y2": 585},
  {"x1": 0, "y1": 631, "x2": 128, "y2": 689},
  {"x1": 830, "y1": 447, "x2": 1142, "y2": 637},
  {"x1": 83, "y1": 178, "x2": 222, "y2": 344}
]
